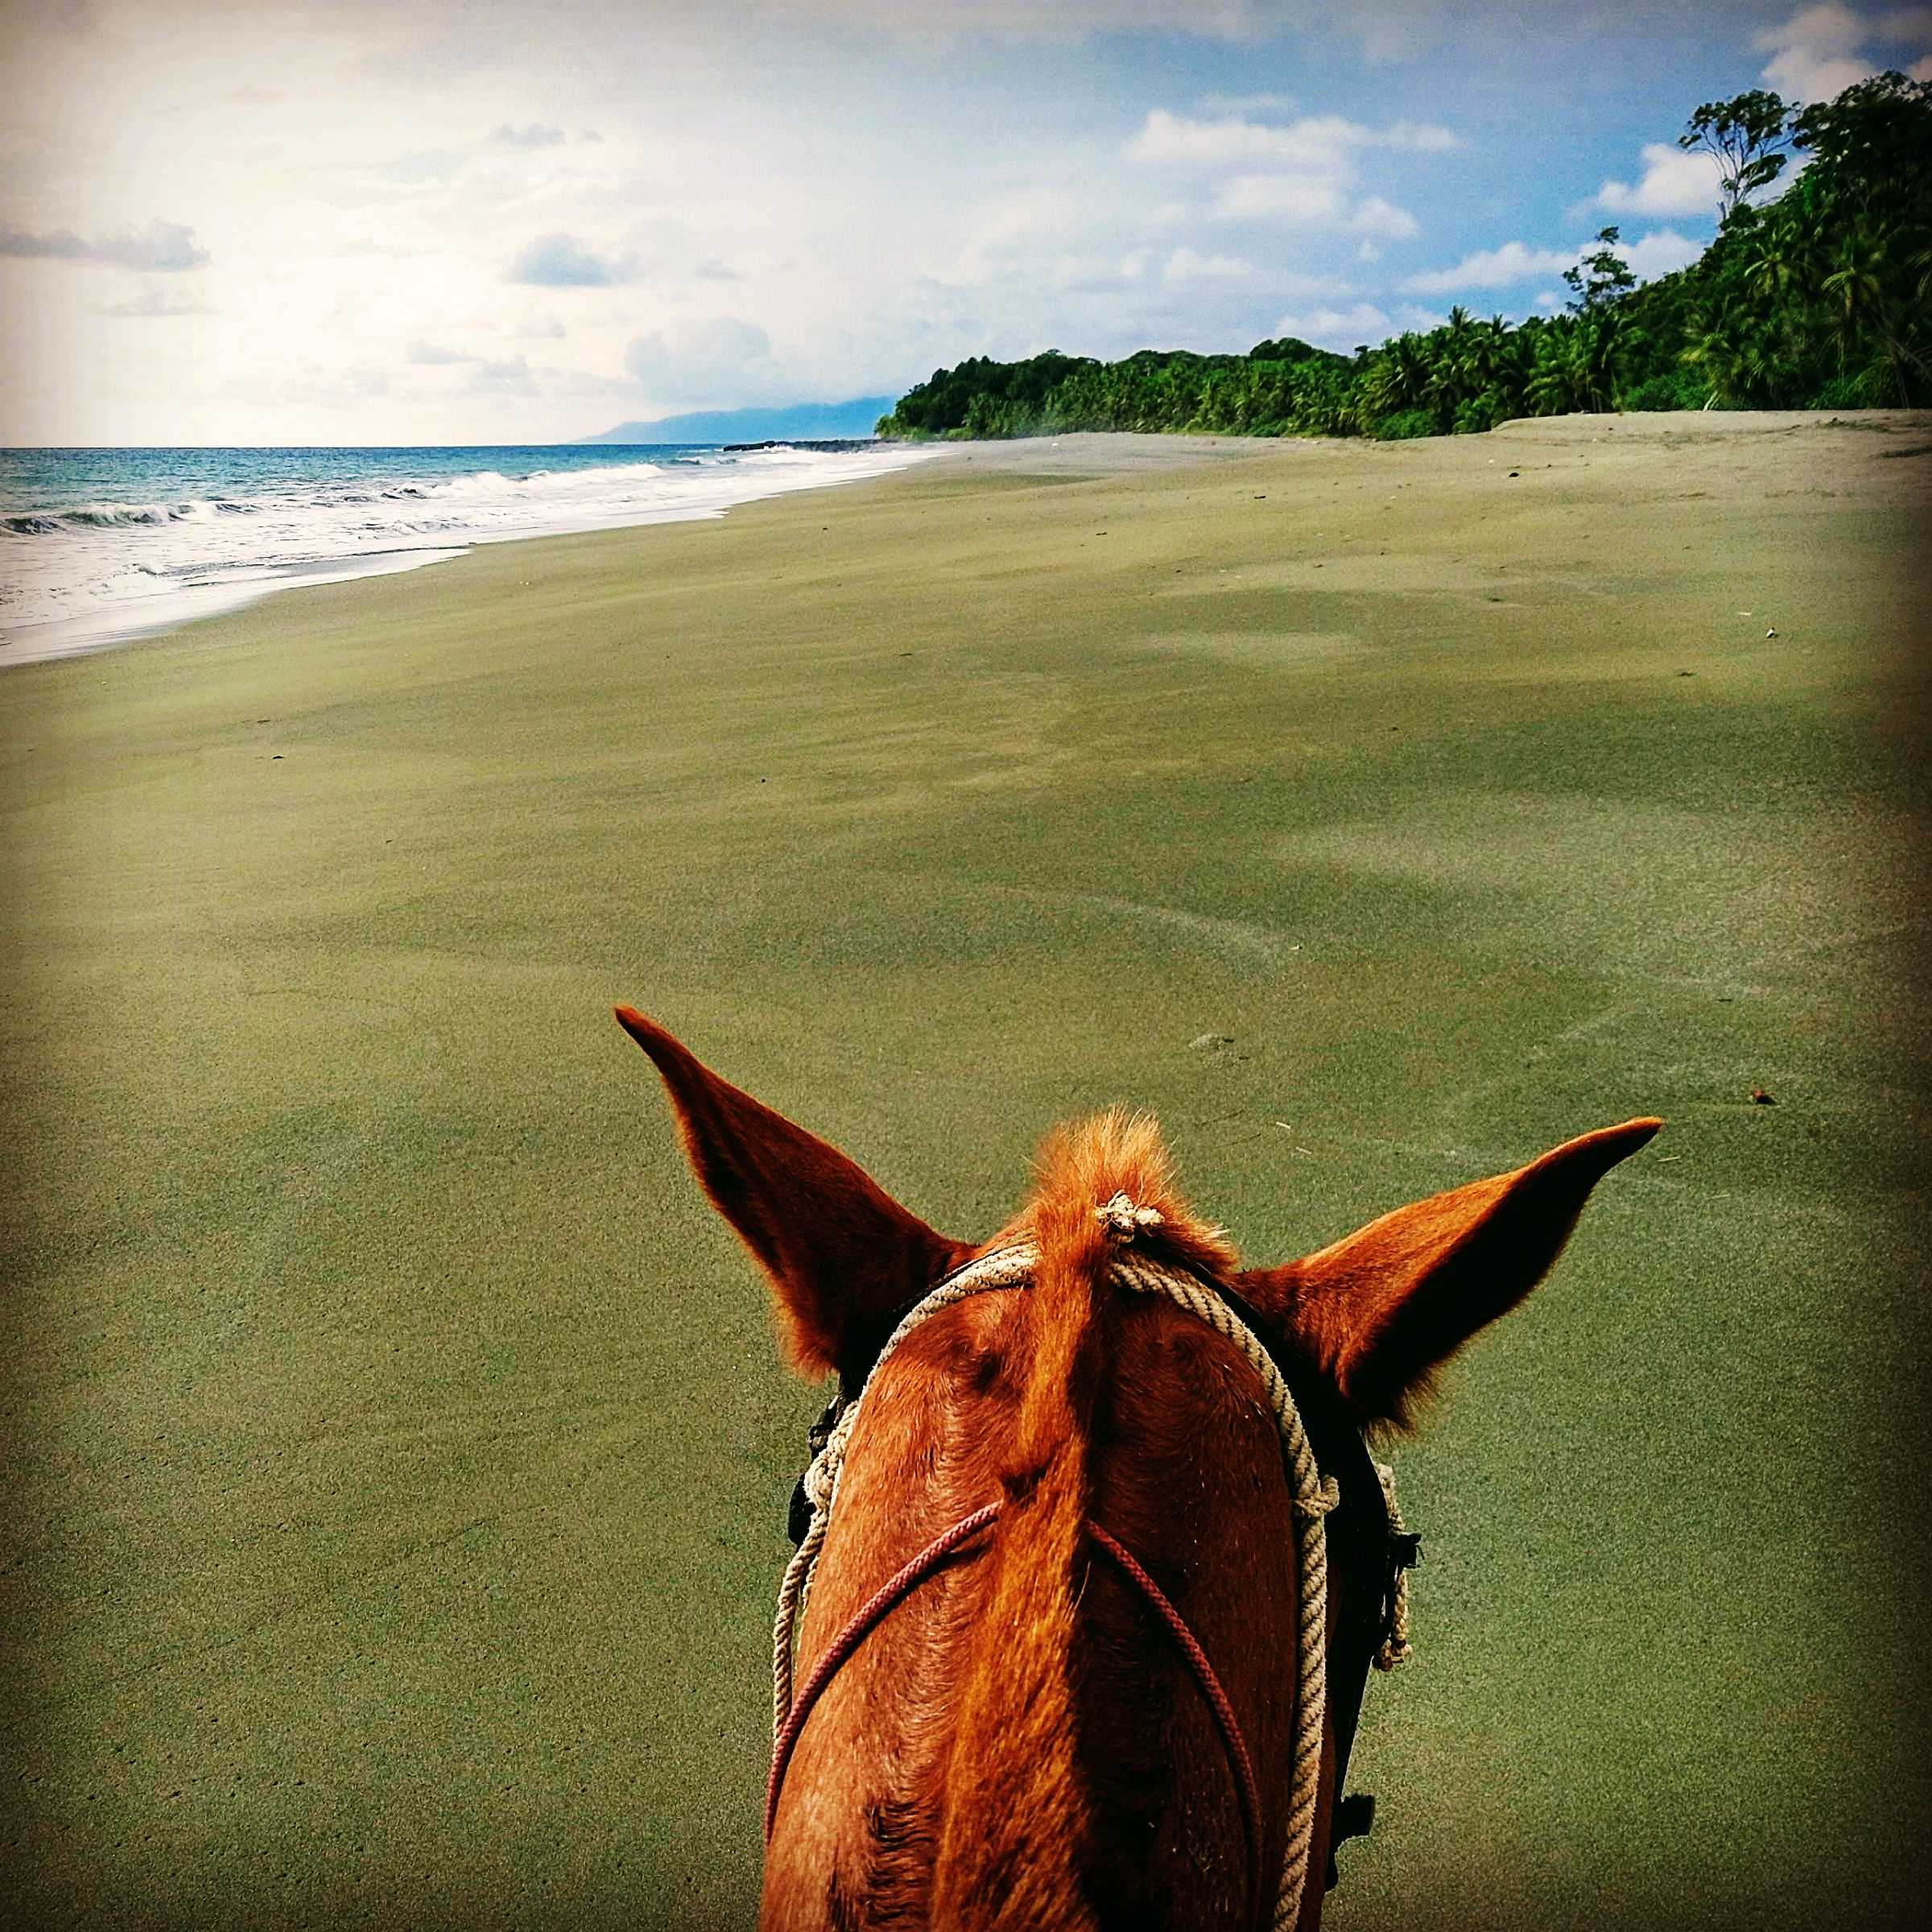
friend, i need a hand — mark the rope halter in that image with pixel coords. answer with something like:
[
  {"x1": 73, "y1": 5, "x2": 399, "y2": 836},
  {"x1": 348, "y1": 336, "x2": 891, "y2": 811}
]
[{"x1": 770, "y1": 1195, "x2": 1410, "y2": 1932}]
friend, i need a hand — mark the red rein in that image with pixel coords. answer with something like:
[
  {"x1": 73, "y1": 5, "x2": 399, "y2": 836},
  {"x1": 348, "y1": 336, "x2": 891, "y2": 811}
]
[{"x1": 766, "y1": 1501, "x2": 1265, "y2": 1928}]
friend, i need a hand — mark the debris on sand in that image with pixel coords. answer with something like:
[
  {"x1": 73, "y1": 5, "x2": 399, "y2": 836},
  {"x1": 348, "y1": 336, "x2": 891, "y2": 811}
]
[
  {"x1": 1189, "y1": 1033, "x2": 1235, "y2": 1052},
  {"x1": 1750, "y1": 1086, "x2": 1776, "y2": 1105}
]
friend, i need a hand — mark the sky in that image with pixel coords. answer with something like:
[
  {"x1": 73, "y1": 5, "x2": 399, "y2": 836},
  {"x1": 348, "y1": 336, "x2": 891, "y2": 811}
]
[{"x1": 2, "y1": 0, "x2": 1930, "y2": 445}]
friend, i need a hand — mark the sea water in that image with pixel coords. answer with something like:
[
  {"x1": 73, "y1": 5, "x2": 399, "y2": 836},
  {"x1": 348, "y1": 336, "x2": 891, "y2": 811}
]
[{"x1": 0, "y1": 442, "x2": 932, "y2": 666}]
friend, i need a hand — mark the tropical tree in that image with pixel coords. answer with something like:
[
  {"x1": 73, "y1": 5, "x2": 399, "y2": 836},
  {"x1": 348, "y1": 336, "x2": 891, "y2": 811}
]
[
  {"x1": 1818, "y1": 229, "x2": 1891, "y2": 369},
  {"x1": 1678, "y1": 90, "x2": 1794, "y2": 221},
  {"x1": 871, "y1": 72, "x2": 1932, "y2": 440},
  {"x1": 1739, "y1": 225, "x2": 1817, "y2": 304},
  {"x1": 1565, "y1": 228, "x2": 1637, "y2": 314}
]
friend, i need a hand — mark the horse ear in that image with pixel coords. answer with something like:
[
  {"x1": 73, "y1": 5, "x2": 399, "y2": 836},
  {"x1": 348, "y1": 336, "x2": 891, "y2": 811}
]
[
  {"x1": 616, "y1": 1009, "x2": 973, "y2": 1381},
  {"x1": 1236, "y1": 1119, "x2": 1661, "y2": 1429}
]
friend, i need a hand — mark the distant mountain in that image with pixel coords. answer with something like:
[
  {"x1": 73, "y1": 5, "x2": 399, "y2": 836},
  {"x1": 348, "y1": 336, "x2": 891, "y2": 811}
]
[{"x1": 577, "y1": 396, "x2": 898, "y2": 444}]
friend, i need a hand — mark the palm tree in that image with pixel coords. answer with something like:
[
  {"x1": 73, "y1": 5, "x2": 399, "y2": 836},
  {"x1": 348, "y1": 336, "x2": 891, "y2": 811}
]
[
  {"x1": 1474, "y1": 314, "x2": 1526, "y2": 419},
  {"x1": 1578, "y1": 308, "x2": 1624, "y2": 410},
  {"x1": 1360, "y1": 333, "x2": 1431, "y2": 427},
  {"x1": 1860, "y1": 326, "x2": 1930, "y2": 404},
  {"x1": 1525, "y1": 325, "x2": 1587, "y2": 415},
  {"x1": 1819, "y1": 229, "x2": 1889, "y2": 370},
  {"x1": 1740, "y1": 228, "x2": 1816, "y2": 304},
  {"x1": 1681, "y1": 317, "x2": 1778, "y2": 406}
]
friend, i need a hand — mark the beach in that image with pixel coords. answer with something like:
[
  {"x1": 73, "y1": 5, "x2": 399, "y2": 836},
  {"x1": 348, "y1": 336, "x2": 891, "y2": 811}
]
[
  {"x1": 5, "y1": 413, "x2": 1930, "y2": 1930},
  {"x1": 0, "y1": 442, "x2": 939, "y2": 665}
]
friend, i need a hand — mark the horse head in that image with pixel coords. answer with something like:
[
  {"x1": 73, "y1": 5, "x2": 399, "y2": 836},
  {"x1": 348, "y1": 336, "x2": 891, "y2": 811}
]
[{"x1": 617, "y1": 1008, "x2": 1658, "y2": 1932}]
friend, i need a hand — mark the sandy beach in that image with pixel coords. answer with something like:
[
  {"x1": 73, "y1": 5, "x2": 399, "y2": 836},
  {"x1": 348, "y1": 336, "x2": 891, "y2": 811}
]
[{"x1": 5, "y1": 414, "x2": 1930, "y2": 1931}]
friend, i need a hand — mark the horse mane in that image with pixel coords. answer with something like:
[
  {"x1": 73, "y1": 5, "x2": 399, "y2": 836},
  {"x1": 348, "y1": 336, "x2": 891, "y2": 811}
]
[{"x1": 927, "y1": 1112, "x2": 1239, "y2": 1926}]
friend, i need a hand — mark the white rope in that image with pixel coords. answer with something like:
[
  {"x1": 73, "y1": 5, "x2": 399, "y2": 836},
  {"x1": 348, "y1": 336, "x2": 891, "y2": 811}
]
[
  {"x1": 771, "y1": 1245, "x2": 1037, "y2": 1739},
  {"x1": 1103, "y1": 1249, "x2": 1332, "y2": 1930},
  {"x1": 771, "y1": 1198, "x2": 1408, "y2": 1932}
]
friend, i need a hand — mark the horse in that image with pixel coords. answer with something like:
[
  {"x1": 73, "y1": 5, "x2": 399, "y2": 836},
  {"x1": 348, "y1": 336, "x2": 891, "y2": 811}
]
[{"x1": 615, "y1": 1008, "x2": 1658, "y2": 1932}]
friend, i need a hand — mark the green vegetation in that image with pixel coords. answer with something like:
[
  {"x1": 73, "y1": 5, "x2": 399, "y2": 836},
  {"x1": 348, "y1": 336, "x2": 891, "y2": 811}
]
[{"x1": 877, "y1": 73, "x2": 1932, "y2": 443}]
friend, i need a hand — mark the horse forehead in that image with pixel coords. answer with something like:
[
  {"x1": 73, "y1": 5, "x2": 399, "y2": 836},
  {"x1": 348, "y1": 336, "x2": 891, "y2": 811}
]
[
  {"x1": 862, "y1": 1282, "x2": 1285, "y2": 1443},
  {"x1": 855, "y1": 1294, "x2": 1032, "y2": 1434}
]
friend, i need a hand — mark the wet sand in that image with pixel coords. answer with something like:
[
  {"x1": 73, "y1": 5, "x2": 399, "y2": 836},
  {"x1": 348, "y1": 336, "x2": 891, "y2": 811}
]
[{"x1": 5, "y1": 413, "x2": 1930, "y2": 1930}]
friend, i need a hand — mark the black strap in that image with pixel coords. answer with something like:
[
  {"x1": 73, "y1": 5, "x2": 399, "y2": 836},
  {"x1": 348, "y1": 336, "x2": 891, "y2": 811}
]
[
  {"x1": 1327, "y1": 1791, "x2": 1377, "y2": 1889},
  {"x1": 785, "y1": 1389, "x2": 848, "y2": 1548}
]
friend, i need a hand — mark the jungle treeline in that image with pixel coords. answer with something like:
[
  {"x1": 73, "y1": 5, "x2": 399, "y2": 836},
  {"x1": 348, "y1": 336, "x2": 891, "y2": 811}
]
[{"x1": 875, "y1": 75, "x2": 1930, "y2": 442}]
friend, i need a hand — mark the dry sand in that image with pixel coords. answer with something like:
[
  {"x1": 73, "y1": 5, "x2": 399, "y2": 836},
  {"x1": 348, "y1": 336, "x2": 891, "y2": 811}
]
[
  {"x1": 915, "y1": 428, "x2": 1294, "y2": 473},
  {"x1": 4, "y1": 413, "x2": 1930, "y2": 1931}
]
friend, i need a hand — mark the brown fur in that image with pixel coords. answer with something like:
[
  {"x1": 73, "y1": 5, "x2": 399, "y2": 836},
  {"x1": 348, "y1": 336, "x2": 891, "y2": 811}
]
[
  {"x1": 928, "y1": 1115, "x2": 1241, "y2": 1927},
  {"x1": 617, "y1": 1011, "x2": 1659, "y2": 1930},
  {"x1": 1236, "y1": 1118, "x2": 1662, "y2": 1430},
  {"x1": 613, "y1": 1008, "x2": 972, "y2": 1379}
]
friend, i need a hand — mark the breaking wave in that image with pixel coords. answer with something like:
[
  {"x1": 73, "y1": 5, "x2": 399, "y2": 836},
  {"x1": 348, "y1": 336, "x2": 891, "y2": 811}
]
[{"x1": 0, "y1": 444, "x2": 932, "y2": 663}]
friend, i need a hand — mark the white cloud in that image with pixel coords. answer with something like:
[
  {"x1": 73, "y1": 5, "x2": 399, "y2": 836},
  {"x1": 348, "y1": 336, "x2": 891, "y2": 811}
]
[
  {"x1": 622, "y1": 316, "x2": 776, "y2": 407},
  {"x1": 1046, "y1": 253, "x2": 1137, "y2": 294},
  {"x1": 1404, "y1": 226, "x2": 1707, "y2": 297},
  {"x1": 1752, "y1": 2, "x2": 1929, "y2": 98},
  {"x1": 1357, "y1": 14, "x2": 1447, "y2": 63},
  {"x1": 1589, "y1": 142, "x2": 1724, "y2": 217},
  {"x1": 1403, "y1": 239, "x2": 1573, "y2": 293},
  {"x1": 1210, "y1": 182, "x2": 1411, "y2": 239},
  {"x1": 753, "y1": 1, "x2": 1279, "y2": 41},
  {"x1": 1762, "y1": 43, "x2": 1876, "y2": 97},
  {"x1": 1129, "y1": 107, "x2": 1455, "y2": 171},
  {"x1": 1534, "y1": 290, "x2": 1560, "y2": 310},
  {"x1": 1758, "y1": 2, "x2": 1868, "y2": 55},
  {"x1": 1273, "y1": 302, "x2": 1390, "y2": 349},
  {"x1": 1162, "y1": 246, "x2": 1258, "y2": 283},
  {"x1": 0, "y1": 0, "x2": 1731, "y2": 444},
  {"x1": 406, "y1": 338, "x2": 469, "y2": 364},
  {"x1": 1143, "y1": 108, "x2": 1442, "y2": 250},
  {"x1": 99, "y1": 287, "x2": 210, "y2": 317},
  {"x1": 1277, "y1": 270, "x2": 1358, "y2": 299},
  {"x1": 1619, "y1": 227, "x2": 1705, "y2": 279},
  {"x1": 1348, "y1": 194, "x2": 1419, "y2": 238},
  {"x1": 466, "y1": 354, "x2": 540, "y2": 395},
  {"x1": 374, "y1": 149, "x2": 466, "y2": 187},
  {"x1": 1131, "y1": 108, "x2": 1340, "y2": 168},
  {"x1": 966, "y1": 185, "x2": 1088, "y2": 254},
  {"x1": 1210, "y1": 174, "x2": 1346, "y2": 225}
]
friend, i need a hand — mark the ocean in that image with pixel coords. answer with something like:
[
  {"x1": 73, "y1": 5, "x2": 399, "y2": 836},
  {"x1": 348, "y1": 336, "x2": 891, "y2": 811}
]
[{"x1": 0, "y1": 441, "x2": 932, "y2": 666}]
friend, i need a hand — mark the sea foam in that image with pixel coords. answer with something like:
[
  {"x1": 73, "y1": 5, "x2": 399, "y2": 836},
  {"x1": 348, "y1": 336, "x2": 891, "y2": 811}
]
[{"x1": 0, "y1": 442, "x2": 934, "y2": 665}]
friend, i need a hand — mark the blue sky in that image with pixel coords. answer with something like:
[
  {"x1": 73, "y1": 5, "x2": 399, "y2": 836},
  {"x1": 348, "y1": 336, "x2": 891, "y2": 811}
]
[{"x1": 3, "y1": 0, "x2": 1929, "y2": 444}]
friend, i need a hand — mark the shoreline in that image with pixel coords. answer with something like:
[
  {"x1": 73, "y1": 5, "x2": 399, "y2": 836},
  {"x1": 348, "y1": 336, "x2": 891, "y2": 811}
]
[
  {"x1": 7, "y1": 412, "x2": 1926, "y2": 672},
  {"x1": 0, "y1": 543, "x2": 471, "y2": 667},
  {"x1": 0, "y1": 441, "x2": 945, "y2": 671}
]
